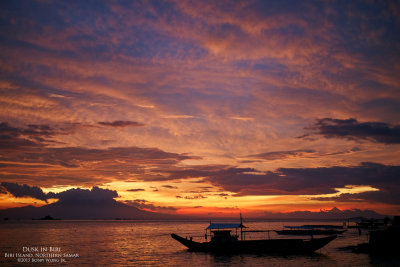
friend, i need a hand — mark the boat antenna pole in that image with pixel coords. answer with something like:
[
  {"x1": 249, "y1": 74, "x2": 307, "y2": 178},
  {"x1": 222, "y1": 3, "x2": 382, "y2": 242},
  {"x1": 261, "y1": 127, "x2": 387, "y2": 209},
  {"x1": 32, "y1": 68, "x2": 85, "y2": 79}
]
[{"x1": 240, "y1": 211, "x2": 243, "y2": 241}]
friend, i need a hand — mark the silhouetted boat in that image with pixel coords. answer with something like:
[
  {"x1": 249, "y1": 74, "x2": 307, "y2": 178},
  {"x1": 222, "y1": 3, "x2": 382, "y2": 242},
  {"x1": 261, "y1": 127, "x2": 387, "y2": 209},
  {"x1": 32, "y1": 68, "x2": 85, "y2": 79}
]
[
  {"x1": 170, "y1": 216, "x2": 337, "y2": 254},
  {"x1": 347, "y1": 218, "x2": 389, "y2": 229},
  {"x1": 276, "y1": 226, "x2": 346, "y2": 235},
  {"x1": 349, "y1": 216, "x2": 400, "y2": 256},
  {"x1": 356, "y1": 219, "x2": 385, "y2": 229}
]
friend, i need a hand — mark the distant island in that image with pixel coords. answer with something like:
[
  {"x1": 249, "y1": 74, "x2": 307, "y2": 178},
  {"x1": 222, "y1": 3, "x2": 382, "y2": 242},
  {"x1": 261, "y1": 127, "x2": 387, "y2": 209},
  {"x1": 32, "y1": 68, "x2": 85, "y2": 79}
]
[
  {"x1": 260, "y1": 207, "x2": 386, "y2": 221},
  {"x1": 0, "y1": 198, "x2": 175, "y2": 220},
  {"x1": 31, "y1": 215, "x2": 61, "y2": 220},
  {"x1": 0, "y1": 199, "x2": 387, "y2": 221}
]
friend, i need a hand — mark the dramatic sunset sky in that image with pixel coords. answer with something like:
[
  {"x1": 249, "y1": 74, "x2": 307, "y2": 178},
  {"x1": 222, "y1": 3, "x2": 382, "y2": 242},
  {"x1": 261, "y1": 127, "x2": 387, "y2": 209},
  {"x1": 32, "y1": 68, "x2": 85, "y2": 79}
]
[{"x1": 0, "y1": 0, "x2": 399, "y2": 217}]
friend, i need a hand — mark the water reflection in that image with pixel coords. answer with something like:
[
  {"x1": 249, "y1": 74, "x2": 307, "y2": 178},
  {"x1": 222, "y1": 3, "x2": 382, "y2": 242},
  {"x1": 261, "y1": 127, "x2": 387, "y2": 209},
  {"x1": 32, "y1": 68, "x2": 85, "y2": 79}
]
[{"x1": 0, "y1": 220, "x2": 399, "y2": 266}]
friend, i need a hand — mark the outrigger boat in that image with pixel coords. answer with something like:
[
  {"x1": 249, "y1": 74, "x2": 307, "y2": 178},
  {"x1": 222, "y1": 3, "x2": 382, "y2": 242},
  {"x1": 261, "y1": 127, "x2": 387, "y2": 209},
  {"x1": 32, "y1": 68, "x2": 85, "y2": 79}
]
[{"x1": 171, "y1": 216, "x2": 337, "y2": 254}]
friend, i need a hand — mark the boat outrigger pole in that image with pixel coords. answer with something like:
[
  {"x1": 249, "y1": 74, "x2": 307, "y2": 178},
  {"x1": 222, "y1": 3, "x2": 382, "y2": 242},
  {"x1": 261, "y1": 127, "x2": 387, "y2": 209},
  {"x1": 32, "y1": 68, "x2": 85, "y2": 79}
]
[{"x1": 240, "y1": 212, "x2": 243, "y2": 241}]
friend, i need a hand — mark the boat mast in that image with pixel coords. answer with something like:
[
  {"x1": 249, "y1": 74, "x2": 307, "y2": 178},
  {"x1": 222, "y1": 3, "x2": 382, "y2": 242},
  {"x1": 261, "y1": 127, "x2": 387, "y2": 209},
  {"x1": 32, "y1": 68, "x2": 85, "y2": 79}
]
[{"x1": 240, "y1": 212, "x2": 243, "y2": 241}]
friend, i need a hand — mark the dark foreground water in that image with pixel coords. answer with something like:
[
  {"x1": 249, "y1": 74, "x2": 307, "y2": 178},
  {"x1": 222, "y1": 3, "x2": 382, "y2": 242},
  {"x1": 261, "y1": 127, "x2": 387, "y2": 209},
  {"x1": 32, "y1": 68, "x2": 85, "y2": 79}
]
[{"x1": 1, "y1": 220, "x2": 399, "y2": 266}]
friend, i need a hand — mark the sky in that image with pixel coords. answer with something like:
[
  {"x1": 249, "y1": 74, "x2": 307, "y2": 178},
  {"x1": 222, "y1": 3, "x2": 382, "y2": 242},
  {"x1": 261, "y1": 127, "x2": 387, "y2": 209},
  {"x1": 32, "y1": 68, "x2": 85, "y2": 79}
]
[{"x1": 0, "y1": 0, "x2": 399, "y2": 217}]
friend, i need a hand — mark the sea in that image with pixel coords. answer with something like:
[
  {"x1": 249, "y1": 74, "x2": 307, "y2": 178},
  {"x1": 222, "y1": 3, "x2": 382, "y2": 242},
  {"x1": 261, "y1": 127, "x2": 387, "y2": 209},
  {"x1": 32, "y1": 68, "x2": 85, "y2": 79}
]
[{"x1": 1, "y1": 220, "x2": 399, "y2": 266}]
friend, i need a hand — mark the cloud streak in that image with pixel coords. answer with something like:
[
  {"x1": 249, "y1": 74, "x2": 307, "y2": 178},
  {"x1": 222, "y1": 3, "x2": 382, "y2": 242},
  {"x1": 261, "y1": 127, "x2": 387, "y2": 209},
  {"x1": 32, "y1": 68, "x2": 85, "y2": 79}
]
[
  {"x1": 124, "y1": 199, "x2": 177, "y2": 212},
  {"x1": 247, "y1": 150, "x2": 316, "y2": 160},
  {"x1": 98, "y1": 121, "x2": 144, "y2": 127},
  {"x1": 127, "y1": 188, "x2": 145, "y2": 192}
]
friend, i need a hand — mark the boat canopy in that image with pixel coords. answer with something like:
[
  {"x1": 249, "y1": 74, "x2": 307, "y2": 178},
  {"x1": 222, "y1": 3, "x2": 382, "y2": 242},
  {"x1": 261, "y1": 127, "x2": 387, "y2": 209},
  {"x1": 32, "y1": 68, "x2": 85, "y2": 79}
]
[{"x1": 206, "y1": 223, "x2": 245, "y2": 230}]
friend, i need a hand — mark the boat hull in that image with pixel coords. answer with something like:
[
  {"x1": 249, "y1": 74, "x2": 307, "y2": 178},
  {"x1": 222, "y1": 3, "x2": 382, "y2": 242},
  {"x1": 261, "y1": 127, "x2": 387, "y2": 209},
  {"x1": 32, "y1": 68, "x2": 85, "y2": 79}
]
[{"x1": 171, "y1": 233, "x2": 336, "y2": 254}]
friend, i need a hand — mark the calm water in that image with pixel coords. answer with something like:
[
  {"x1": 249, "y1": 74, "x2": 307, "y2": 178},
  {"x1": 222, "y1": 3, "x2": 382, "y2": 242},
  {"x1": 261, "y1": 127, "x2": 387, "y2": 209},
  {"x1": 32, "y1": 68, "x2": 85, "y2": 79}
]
[{"x1": 1, "y1": 220, "x2": 399, "y2": 266}]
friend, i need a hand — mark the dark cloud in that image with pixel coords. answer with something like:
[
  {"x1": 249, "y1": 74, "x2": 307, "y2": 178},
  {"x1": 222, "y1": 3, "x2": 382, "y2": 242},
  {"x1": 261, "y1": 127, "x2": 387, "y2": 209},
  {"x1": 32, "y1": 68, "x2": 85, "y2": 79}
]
[
  {"x1": 162, "y1": 185, "x2": 178, "y2": 189},
  {"x1": 0, "y1": 182, "x2": 54, "y2": 202},
  {"x1": 215, "y1": 193, "x2": 229, "y2": 197},
  {"x1": 312, "y1": 190, "x2": 400, "y2": 205},
  {"x1": 356, "y1": 190, "x2": 400, "y2": 205},
  {"x1": 362, "y1": 98, "x2": 400, "y2": 121},
  {"x1": 247, "y1": 150, "x2": 315, "y2": 160},
  {"x1": 163, "y1": 163, "x2": 400, "y2": 205},
  {"x1": 55, "y1": 187, "x2": 118, "y2": 205},
  {"x1": 0, "y1": 185, "x2": 7, "y2": 194},
  {"x1": 188, "y1": 189, "x2": 211, "y2": 193},
  {"x1": 127, "y1": 188, "x2": 145, "y2": 192},
  {"x1": 184, "y1": 194, "x2": 207, "y2": 199},
  {"x1": 0, "y1": 133, "x2": 40, "y2": 149},
  {"x1": 0, "y1": 122, "x2": 77, "y2": 149},
  {"x1": 221, "y1": 163, "x2": 398, "y2": 195},
  {"x1": 312, "y1": 193, "x2": 368, "y2": 203},
  {"x1": 0, "y1": 122, "x2": 51, "y2": 149},
  {"x1": 98, "y1": 121, "x2": 144, "y2": 127},
  {"x1": 0, "y1": 183, "x2": 118, "y2": 204},
  {"x1": 124, "y1": 199, "x2": 176, "y2": 212},
  {"x1": 303, "y1": 118, "x2": 400, "y2": 144},
  {"x1": 175, "y1": 194, "x2": 207, "y2": 199},
  {"x1": 0, "y1": 122, "x2": 54, "y2": 138}
]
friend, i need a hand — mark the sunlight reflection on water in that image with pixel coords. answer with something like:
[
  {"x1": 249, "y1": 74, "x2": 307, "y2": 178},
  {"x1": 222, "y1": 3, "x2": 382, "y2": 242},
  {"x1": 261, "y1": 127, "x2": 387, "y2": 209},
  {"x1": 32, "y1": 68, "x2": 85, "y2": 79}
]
[{"x1": 1, "y1": 220, "x2": 399, "y2": 266}]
